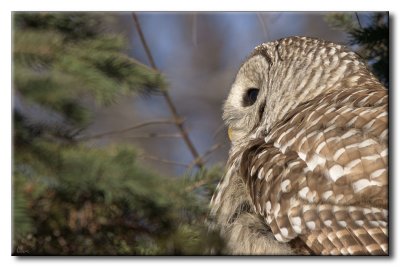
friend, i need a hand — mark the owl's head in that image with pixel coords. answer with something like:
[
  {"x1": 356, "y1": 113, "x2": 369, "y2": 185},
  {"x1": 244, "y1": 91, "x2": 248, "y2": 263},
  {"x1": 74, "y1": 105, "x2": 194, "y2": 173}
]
[{"x1": 223, "y1": 36, "x2": 380, "y2": 145}]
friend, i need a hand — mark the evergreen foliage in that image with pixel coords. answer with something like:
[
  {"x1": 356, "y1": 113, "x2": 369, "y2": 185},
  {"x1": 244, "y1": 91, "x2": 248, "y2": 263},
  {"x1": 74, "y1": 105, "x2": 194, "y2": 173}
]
[
  {"x1": 13, "y1": 12, "x2": 223, "y2": 255},
  {"x1": 326, "y1": 12, "x2": 389, "y2": 88}
]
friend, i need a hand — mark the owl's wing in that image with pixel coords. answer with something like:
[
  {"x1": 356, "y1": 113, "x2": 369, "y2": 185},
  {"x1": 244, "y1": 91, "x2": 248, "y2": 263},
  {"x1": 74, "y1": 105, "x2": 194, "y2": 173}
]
[{"x1": 239, "y1": 87, "x2": 388, "y2": 255}]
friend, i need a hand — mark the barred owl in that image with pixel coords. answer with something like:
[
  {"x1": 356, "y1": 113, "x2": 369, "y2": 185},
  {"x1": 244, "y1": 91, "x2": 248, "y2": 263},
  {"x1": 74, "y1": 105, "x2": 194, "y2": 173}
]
[{"x1": 210, "y1": 36, "x2": 388, "y2": 255}]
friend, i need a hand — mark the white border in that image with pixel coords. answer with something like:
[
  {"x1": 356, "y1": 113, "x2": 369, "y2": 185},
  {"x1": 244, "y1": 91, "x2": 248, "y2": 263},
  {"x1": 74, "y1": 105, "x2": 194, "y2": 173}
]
[
  {"x1": 1, "y1": 0, "x2": 397, "y2": 11},
  {"x1": 1, "y1": 0, "x2": 398, "y2": 266}
]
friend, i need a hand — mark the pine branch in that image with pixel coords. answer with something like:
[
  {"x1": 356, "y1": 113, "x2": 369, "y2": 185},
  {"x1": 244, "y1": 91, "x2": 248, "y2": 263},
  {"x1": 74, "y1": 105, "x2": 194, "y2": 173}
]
[
  {"x1": 131, "y1": 13, "x2": 204, "y2": 169},
  {"x1": 77, "y1": 119, "x2": 177, "y2": 141}
]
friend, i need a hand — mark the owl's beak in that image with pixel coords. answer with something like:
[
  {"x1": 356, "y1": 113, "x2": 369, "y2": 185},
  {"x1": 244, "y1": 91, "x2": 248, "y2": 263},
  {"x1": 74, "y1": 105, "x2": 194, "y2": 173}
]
[{"x1": 228, "y1": 127, "x2": 234, "y2": 141}]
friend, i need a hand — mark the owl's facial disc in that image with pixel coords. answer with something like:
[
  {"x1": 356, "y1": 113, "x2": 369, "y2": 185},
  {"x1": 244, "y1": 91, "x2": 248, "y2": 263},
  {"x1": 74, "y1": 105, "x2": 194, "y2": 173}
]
[{"x1": 223, "y1": 55, "x2": 270, "y2": 143}]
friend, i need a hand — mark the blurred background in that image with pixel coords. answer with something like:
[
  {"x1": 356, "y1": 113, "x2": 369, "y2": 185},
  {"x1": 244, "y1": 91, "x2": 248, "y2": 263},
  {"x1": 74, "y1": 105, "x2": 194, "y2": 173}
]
[
  {"x1": 12, "y1": 12, "x2": 388, "y2": 255},
  {"x1": 87, "y1": 12, "x2": 351, "y2": 177}
]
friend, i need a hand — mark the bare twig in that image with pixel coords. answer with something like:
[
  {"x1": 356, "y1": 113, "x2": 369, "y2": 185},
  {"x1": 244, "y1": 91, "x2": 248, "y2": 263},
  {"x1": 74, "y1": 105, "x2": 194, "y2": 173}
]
[
  {"x1": 77, "y1": 119, "x2": 177, "y2": 141},
  {"x1": 185, "y1": 169, "x2": 219, "y2": 192},
  {"x1": 187, "y1": 143, "x2": 224, "y2": 170},
  {"x1": 139, "y1": 154, "x2": 190, "y2": 168},
  {"x1": 125, "y1": 133, "x2": 182, "y2": 139},
  {"x1": 192, "y1": 14, "x2": 198, "y2": 47},
  {"x1": 212, "y1": 123, "x2": 226, "y2": 139},
  {"x1": 185, "y1": 178, "x2": 210, "y2": 192},
  {"x1": 355, "y1": 12, "x2": 363, "y2": 29},
  {"x1": 256, "y1": 13, "x2": 269, "y2": 41},
  {"x1": 131, "y1": 13, "x2": 204, "y2": 169},
  {"x1": 270, "y1": 13, "x2": 282, "y2": 24},
  {"x1": 201, "y1": 143, "x2": 224, "y2": 160}
]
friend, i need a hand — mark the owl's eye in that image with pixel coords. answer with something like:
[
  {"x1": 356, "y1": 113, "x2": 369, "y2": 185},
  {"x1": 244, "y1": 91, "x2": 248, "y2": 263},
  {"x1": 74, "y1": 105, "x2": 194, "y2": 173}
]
[{"x1": 242, "y1": 88, "x2": 259, "y2": 107}]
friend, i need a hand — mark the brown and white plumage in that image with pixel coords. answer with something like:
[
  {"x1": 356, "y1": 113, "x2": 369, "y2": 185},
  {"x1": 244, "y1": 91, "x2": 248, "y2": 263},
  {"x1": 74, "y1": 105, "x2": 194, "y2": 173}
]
[{"x1": 210, "y1": 36, "x2": 388, "y2": 255}]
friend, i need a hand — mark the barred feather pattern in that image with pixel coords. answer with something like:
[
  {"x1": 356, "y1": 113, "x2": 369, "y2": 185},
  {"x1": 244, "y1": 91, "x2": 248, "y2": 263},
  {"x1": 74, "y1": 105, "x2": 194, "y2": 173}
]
[
  {"x1": 210, "y1": 36, "x2": 388, "y2": 255},
  {"x1": 239, "y1": 87, "x2": 388, "y2": 255}
]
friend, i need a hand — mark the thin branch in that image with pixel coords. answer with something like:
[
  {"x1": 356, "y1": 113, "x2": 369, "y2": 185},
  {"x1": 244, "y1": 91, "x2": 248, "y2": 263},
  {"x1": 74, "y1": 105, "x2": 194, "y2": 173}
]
[
  {"x1": 212, "y1": 123, "x2": 226, "y2": 139},
  {"x1": 201, "y1": 143, "x2": 224, "y2": 160},
  {"x1": 131, "y1": 12, "x2": 204, "y2": 169},
  {"x1": 139, "y1": 154, "x2": 190, "y2": 168},
  {"x1": 131, "y1": 13, "x2": 158, "y2": 69},
  {"x1": 77, "y1": 119, "x2": 177, "y2": 141},
  {"x1": 256, "y1": 13, "x2": 269, "y2": 41},
  {"x1": 355, "y1": 12, "x2": 363, "y2": 29},
  {"x1": 270, "y1": 13, "x2": 282, "y2": 24},
  {"x1": 192, "y1": 14, "x2": 198, "y2": 47},
  {"x1": 185, "y1": 178, "x2": 210, "y2": 192},
  {"x1": 124, "y1": 133, "x2": 182, "y2": 139},
  {"x1": 187, "y1": 143, "x2": 224, "y2": 170},
  {"x1": 185, "y1": 170, "x2": 219, "y2": 192},
  {"x1": 184, "y1": 143, "x2": 226, "y2": 191}
]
